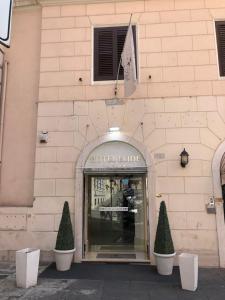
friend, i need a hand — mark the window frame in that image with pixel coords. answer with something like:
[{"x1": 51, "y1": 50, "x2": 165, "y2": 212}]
[
  {"x1": 215, "y1": 20, "x2": 225, "y2": 79},
  {"x1": 92, "y1": 24, "x2": 139, "y2": 85}
]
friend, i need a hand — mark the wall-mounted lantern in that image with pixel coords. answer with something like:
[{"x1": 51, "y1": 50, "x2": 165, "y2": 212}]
[{"x1": 180, "y1": 148, "x2": 189, "y2": 168}]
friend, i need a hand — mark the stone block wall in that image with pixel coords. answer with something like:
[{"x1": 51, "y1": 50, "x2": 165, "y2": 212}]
[
  {"x1": 34, "y1": 98, "x2": 221, "y2": 266},
  {"x1": 2, "y1": 0, "x2": 225, "y2": 265},
  {"x1": 39, "y1": 0, "x2": 225, "y2": 101}
]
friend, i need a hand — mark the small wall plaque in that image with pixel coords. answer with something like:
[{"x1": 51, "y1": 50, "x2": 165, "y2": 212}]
[{"x1": 154, "y1": 153, "x2": 165, "y2": 160}]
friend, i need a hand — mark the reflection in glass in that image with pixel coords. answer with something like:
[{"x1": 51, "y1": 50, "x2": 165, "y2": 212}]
[{"x1": 88, "y1": 175, "x2": 146, "y2": 253}]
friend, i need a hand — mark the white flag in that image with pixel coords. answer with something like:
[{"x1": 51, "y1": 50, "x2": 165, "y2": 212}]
[{"x1": 121, "y1": 24, "x2": 137, "y2": 97}]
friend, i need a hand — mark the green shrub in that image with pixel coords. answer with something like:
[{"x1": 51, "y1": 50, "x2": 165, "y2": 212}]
[
  {"x1": 154, "y1": 201, "x2": 174, "y2": 254},
  {"x1": 55, "y1": 201, "x2": 74, "y2": 250}
]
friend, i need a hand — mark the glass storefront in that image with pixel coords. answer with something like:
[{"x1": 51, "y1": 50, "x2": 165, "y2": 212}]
[{"x1": 84, "y1": 174, "x2": 148, "y2": 260}]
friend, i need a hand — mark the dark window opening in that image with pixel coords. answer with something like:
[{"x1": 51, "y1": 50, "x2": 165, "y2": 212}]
[
  {"x1": 215, "y1": 21, "x2": 225, "y2": 77},
  {"x1": 94, "y1": 26, "x2": 137, "y2": 81}
]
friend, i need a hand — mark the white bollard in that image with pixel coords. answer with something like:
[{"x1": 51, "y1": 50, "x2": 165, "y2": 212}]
[
  {"x1": 179, "y1": 253, "x2": 198, "y2": 291},
  {"x1": 16, "y1": 248, "x2": 40, "y2": 288}
]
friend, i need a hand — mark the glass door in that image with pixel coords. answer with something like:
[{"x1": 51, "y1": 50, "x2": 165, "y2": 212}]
[{"x1": 86, "y1": 175, "x2": 147, "y2": 258}]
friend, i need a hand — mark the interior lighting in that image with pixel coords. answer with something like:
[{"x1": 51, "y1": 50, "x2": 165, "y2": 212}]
[{"x1": 109, "y1": 127, "x2": 120, "y2": 133}]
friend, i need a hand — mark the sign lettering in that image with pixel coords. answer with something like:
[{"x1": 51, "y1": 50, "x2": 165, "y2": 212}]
[
  {"x1": 89, "y1": 155, "x2": 140, "y2": 163},
  {"x1": 99, "y1": 207, "x2": 128, "y2": 212}
]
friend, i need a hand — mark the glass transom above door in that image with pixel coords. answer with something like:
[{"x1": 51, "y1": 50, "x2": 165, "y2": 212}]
[{"x1": 84, "y1": 141, "x2": 147, "y2": 174}]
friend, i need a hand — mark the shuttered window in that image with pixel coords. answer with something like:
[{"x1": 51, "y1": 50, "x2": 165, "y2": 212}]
[
  {"x1": 94, "y1": 26, "x2": 136, "y2": 81},
  {"x1": 216, "y1": 21, "x2": 225, "y2": 77}
]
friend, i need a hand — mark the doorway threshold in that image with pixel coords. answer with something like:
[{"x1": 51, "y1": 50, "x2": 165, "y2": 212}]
[
  {"x1": 82, "y1": 258, "x2": 150, "y2": 264},
  {"x1": 83, "y1": 251, "x2": 150, "y2": 263},
  {"x1": 97, "y1": 253, "x2": 136, "y2": 259}
]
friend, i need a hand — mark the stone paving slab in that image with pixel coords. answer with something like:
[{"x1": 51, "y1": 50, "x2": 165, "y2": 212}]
[{"x1": 0, "y1": 263, "x2": 225, "y2": 299}]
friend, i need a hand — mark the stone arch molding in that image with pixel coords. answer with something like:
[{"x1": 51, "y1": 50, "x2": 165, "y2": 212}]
[
  {"x1": 212, "y1": 140, "x2": 225, "y2": 267},
  {"x1": 212, "y1": 140, "x2": 225, "y2": 198},
  {"x1": 74, "y1": 133, "x2": 156, "y2": 262}
]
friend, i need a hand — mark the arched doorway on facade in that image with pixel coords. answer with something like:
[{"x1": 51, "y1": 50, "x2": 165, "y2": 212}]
[
  {"x1": 220, "y1": 153, "x2": 225, "y2": 217},
  {"x1": 74, "y1": 135, "x2": 155, "y2": 262},
  {"x1": 212, "y1": 141, "x2": 225, "y2": 267}
]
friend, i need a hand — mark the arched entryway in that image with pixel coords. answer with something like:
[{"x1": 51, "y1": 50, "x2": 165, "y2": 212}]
[
  {"x1": 74, "y1": 134, "x2": 155, "y2": 262},
  {"x1": 220, "y1": 153, "x2": 225, "y2": 216},
  {"x1": 212, "y1": 141, "x2": 225, "y2": 267}
]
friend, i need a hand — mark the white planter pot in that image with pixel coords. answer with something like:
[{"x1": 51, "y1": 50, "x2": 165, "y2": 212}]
[
  {"x1": 154, "y1": 252, "x2": 176, "y2": 275},
  {"x1": 54, "y1": 248, "x2": 75, "y2": 271},
  {"x1": 16, "y1": 248, "x2": 40, "y2": 288},
  {"x1": 179, "y1": 253, "x2": 198, "y2": 291}
]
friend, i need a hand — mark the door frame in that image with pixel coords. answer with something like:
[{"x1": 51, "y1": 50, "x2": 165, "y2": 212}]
[
  {"x1": 83, "y1": 173, "x2": 149, "y2": 260},
  {"x1": 74, "y1": 134, "x2": 156, "y2": 262}
]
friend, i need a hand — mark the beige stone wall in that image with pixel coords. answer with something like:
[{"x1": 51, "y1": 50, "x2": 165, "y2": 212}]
[
  {"x1": 0, "y1": 7, "x2": 41, "y2": 206},
  {"x1": 34, "y1": 98, "x2": 221, "y2": 265},
  {"x1": 39, "y1": 1, "x2": 225, "y2": 101},
  {"x1": 2, "y1": 0, "x2": 225, "y2": 265},
  {"x1": 34, "y1": 0, "x2": 225, "y2": 265}
]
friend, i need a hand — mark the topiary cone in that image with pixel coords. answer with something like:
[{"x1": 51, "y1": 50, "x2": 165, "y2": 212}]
[
  {"x1": 154, "y1": 201, "x2": 174, "y2": 254},
  {"x1": 55, "y1": 201, "x2": 74, "y2": 251}
]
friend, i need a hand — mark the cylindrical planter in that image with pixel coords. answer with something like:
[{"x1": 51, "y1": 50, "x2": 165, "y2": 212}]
[
  {"x1": 179, "y1": 253, "x2": 198, "y2": 291},
  {"x1": 154, "y1": 252, "x2": 176, "y2": 275},
  {"x1": 54, "y1": 248, "x2": 75, "y2": 271},
  {"x1": 16, "y1": 248, "x2": 40, "y2": 288}
]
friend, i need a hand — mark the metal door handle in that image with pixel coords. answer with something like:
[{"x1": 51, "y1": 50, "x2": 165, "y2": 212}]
[{"x1": 130, "y1": 209, "x2": 138, "y2": 214}]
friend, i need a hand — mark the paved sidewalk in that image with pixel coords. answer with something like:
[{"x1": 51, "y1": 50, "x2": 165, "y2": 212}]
[{"x1": 0, "y1": 262, "x2": 225, "y2": 299}]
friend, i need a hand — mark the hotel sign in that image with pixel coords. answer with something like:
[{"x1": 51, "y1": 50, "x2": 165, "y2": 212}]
[
  {"x1": 85, "y1": 141, "x2": 146, "y2": 170},
  {"x1": 89, "y1": 155, "x2": 141, "y2": 163}
]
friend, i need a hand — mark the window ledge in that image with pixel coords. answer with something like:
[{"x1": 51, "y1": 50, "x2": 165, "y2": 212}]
[{"x1": 92, "y1": 80, "x2": 124, "y2": 86}]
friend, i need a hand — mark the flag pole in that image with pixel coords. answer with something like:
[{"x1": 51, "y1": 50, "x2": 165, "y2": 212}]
[{"x1": 114, "y1": 13, "x2": 133, "y2": 97}]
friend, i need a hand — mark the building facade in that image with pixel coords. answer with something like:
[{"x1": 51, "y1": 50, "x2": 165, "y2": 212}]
[{"x1": 1, "y1": 0, "x2": 225, "y2": 266}]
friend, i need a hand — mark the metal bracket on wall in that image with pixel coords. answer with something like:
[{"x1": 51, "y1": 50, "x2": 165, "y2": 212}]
[{"x1": 206, "y1": 196, "x2": 216, "y2": 214}]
